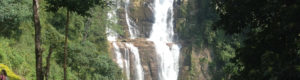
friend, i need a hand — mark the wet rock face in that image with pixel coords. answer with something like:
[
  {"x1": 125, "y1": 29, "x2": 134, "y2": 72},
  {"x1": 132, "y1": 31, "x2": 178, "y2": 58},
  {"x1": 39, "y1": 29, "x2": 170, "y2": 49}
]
[
  {"x1": 132, "y1": 39, "x2": 159, "y2": 80},
  {"x1": 111, "y1": 0, "x2": 213, "y2": 80},
  {"x1": 175, "y1": 0, "x2": 213, "y2": 79},
  {"x1": 177, "y1": 45, "x2": 213, "y2": 80},
  {"x1": 129, "y1": 0, "x2": 154, "y2": 38},
  {"x1": 112, "y1": 38, "x2": 159, "y2": 80},
  {"x1": 118, "y1": 0, "x2": 155, "y2": 38},
  {"x1": 112, "y1": 0, "x2": 160, "y2": 79}
]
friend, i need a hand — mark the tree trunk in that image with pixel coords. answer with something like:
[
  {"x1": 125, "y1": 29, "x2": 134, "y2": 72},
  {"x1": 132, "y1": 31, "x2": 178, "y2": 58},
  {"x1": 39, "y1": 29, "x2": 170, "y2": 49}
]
[
  {"x1": 64, "y1": 10, "x2": 70, "y2": 80},
  {"x1": 33, "y1": 0, "x2": 43, "y2": 80},
  {"x1": 44, "y1": 45, "x2": 53, "y2": 80}
]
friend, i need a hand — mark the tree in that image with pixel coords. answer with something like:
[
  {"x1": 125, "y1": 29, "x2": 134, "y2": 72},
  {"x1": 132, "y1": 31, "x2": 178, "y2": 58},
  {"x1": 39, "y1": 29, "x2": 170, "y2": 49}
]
[
  {"x1": 213, "y1": 0, "x2": 300, "y2": 79},
  {"x1": 54, "y1": 41, "x2": 122, "y2": 80},
  {"x1": 32, "y1": 0, "x2": 43, "y2": 80},
  {"x1": 45, "y1": 0, "x2": 110, "y2": 80},
  {"x1": 43, "y1": 26, "x2": 64, "y2": 80},
  {"x1": 0, "y1": 0, "x2": 31, "y2": 38}
]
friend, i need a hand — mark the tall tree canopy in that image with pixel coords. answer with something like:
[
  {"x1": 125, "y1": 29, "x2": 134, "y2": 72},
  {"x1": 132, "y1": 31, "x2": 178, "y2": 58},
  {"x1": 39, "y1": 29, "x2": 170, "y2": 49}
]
[
  {"x1": 0, "y1": 0, "x2": 121, "y2": 80},
  {"x1": 45, "y1": 0, "x2": 110, "y2": 80},
  {"x1": 0, "y1": 0, "x2": 31, "y2": 38},
  {"x1": 46, "y1": 0, "x2": 109, "y2": 16},
  {"x1": 213, "y1": 0, "x2": 300, "y2": 79}
]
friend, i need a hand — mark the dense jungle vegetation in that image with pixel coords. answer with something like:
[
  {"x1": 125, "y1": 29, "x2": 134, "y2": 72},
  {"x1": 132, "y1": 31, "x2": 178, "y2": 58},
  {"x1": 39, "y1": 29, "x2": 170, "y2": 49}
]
[
  {"x1": 0, "y1": 0, "x2": 122, "y2": 80},
  {"x1": 0, "y1": 0, "x2": 299, "y2": 80},
  {"x1": 177, "y1": 0, "x2": 300, "y2": 80}
]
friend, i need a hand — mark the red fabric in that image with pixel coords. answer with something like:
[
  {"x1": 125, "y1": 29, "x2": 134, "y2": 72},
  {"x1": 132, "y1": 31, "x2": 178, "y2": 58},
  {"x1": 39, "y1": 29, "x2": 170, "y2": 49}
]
[{"x1": 0, "y1": 75, "x2": 6, "y2": 80}]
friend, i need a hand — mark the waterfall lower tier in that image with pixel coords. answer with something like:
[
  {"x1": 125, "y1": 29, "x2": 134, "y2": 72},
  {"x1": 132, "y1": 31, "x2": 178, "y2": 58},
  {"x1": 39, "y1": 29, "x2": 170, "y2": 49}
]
[
  {"x1": 110, "y1": 41, "x2": 145, "y2": 80},
  {"x1": 112, "y1": 42, "x2": 130, "y2": 80},
  {"x1": 109, "y1": 39, "x2": 161, "y2": 80},
  {"x1": 125, "y1": 43, "x2": 144, "y2": 80},
  {"x1": 148, "y1": 0, "x2": 181, "y2": 80},
  {"x1": 151, "y1": 41, "x2": 180, "y2": 80}
]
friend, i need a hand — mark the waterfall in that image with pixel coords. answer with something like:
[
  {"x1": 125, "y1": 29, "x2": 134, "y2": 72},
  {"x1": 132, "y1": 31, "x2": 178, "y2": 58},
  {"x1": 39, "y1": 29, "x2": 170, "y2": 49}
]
[
  {"x1": 108, "y1": 0, "x2": 180, "y2": 80},
  {"x1": 149, "y1": 0, "x2": 181, "y2": 80},
  {"x1": 124, "y1": 0, "x2": 144, "y2": 80},
  {"x1": 107, "y1": 0, "x2": 145, "y2": 80},
  {"x1": 125, "y1": 43, "x2": 144, "y2": 80},
  {"x1": 124, "y1": 45, "x2": 131, "y2": 80},
  {"x1": 106, "y1": 1, "x2": 131, "y2": 79},
  {"x1": 125, "y1": 0, "x2": 139, "y2": 39},
  {"x1": 112, "y1": 42, "x2": 123, "y2": 68},
  {"x1": 112, "y1": 42, "x2": 131, "y2": 80}
]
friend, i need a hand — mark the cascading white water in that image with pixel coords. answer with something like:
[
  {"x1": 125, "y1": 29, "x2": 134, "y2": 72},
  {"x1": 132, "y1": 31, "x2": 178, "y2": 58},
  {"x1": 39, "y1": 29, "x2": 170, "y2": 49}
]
[
  {"x1": 123, "y1": 46, "x2": 131, "y2": 80},
  {"x1": 125, "y1": 0, "x2": 139, "y2": 39},
  {"x1": 108, "y1": 0, "x2": 180, "y2": 80},
  {"x1": 106, "y1": 1, "x2": 131, "y2": 79},
  {"x1": 125, "y1": 43, "x2": 144, "y2": 80},
  {"x1": 106, "y1": 0, "x2": 120, "y2": 42},
  {"x1": 107, "y1": 0, "x2": 145, "y2": 80},
  {"x1": 111, "y1": 42, "x2": 131, "y2": 80},
  {"x1": 124, "y1": 0, "x2": 144, "y2": 80},
  {"x1": 148, "y1": 0, "x2": 181, "y2": 80},
  {"x1": 112, "y1": 43, "x2": 123, "y2": 68}
]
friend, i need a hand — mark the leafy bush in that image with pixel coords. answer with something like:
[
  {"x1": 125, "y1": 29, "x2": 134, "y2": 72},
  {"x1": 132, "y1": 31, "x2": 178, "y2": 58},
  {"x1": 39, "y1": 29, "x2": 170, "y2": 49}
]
[
  {"x1": 0, "y1": 64, "x2": 22, "y2": 80},
  {"x1": 54, "y1": 41, "x2": 122, "y2": 80}
]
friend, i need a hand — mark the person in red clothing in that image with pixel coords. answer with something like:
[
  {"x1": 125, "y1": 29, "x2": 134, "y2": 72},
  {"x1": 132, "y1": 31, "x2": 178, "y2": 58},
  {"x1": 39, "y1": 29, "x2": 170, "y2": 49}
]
[{"x1": 0, "y1": 70, "x2": 7, "y2": 80}]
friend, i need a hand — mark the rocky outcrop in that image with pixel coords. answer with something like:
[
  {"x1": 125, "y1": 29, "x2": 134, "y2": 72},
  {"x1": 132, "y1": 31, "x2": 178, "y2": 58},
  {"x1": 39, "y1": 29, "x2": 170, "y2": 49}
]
[
  {"x1": 117, "y1": 0, "x2": 154, "y2": 38},
  {"x1": 178, "y1": 45, "x2": 212, "y2": 80},
  {"x1": 109, "y1": 38, "x2": 159, "y2": 80},
  {"x1": 132, "y1": 39, "x2": 159, "y2": 80},
  {"x1": 112, "y1": 0, "x2": 161, "y2": 79},
  {"x1": 110, "y1": 0, "x2": 213, "y2": 80},
  {"x1": 129, "y1": 0, "x2": 154, "y2": 38},
  {"x1": 175, "y1": 0, "x2": 213, "y2": 80}
]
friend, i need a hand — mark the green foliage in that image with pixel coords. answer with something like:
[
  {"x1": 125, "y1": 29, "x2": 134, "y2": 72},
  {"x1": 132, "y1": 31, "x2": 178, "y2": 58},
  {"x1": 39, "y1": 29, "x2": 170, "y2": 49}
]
[
  {"x1": 211, "y1": 32, "x2": 243, "y2": 80},
  {"x1": 0, "y1": 38, "x2": 12, "y2": 64},
  {"x1": 0, "y1": 64, "x2": 22, "y2": 80},
  {"x1": 199, "y1": 57, "x2": 208, "y2": 64},
  {"x1": 213, "y1": 0, "x2": 300, "y2": 79},
  {"x1": 0, "y1": 0, "x2": 32, "y2": 38},
  {"x1": 54, "y1": 41, "x2": 122, "y2": 79},
  {"x1": 0, "y1": 37, "x2": 36, "y2": 79},
  {"x1": 45, "y1": 0, "x2": 110, "y2": 16},
  {"x1": 0, "y1": 0, "x2": 122, "y2": 79},
  {"x1": 177, "y1": 0, "x2": 218, "y2": 47},
  {"x1": 177, "y1": 0, "x2": 243, "y2": 79}
]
